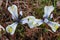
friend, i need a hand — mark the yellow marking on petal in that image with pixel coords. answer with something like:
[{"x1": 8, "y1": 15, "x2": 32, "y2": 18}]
[
  {"x1": 8, "y1": 26, "x2": 13, "y2": 33},
  {"x1": 32, "y1": 21, "x2": 36, "y2": 25},
  {"x1": 32, "y1": 21, "x2": 39, "y2": 27},
  {"x1": 54, "y1": 24, "x2": 59, "y2": 30},
  {"x1": 28, "y1": 18, "x2": 33, "y2": 21},
  {"x1": 10, "y1": 5, "x2": 15, "y2": 11}
]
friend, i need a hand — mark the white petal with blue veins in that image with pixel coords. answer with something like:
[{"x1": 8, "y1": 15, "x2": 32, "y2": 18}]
[
  {"x1": 6, "y1": 22, "x2": 18, "y2": 35},
  {"x1": 35, "y1": 19, "x2": 43, "y2": 26},
  {"x1": 47, "y1": 21, "x2": 60, "y2": 32},
  {"x1": 21, "y1": 16, "x2": 36, "y2": 24},
  {"x1": 21, "y1": 18, "x2": 28, "y2": 24},
  {"x1": 28, "y1": 19, "x2": 38, "y2": 28},
  {"x1": 8, "y1": 5, "x2": 18, "y2": 20},
  {"x1": 28, "y1": 19, "x2": 43, "y2": 28},
  {"x1": 43, "y1": 5, "x2": 54, "y2": 18}
]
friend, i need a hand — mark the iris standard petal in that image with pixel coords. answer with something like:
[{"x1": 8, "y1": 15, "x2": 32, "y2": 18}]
[
  {"x1": 19, "y1": 11, "x2": 23, "y2": 16},
  {"x1": 6, "y1": 22, "x2": 18, "y2": 35},
  {"x1": 8, "y1": 5, "x2": 18, "y2": 20},
  {"x1": 50, "y1": 14, "x2": 53, "y2": 19},
  {"x1": 47, "y1": 21, "x2": 60, "y2": 32},
  {"x1": 43, "y1": 5, "x2": 54, "y2": 18}
]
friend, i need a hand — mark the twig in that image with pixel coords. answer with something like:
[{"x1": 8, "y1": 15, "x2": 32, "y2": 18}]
[
  {"x1": 54, "y1": 16, "x2": 60, "y2": 21},
  {"x1": 5, "y1": 0, "x2": 8, "y2": 8},
  {"x1": 17, "y1": 0, "x2": 19, "y2": 8}
]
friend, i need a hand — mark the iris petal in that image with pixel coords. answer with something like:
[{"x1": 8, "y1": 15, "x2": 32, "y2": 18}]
[
  {"x1": 28, "y1": 19, "x2": 43, "y2": 28},
  {"x1": 26, "y1": 16, "x2": 35, "y2": 19},
  {"x1": 21, "y1": 16, "x2": 35, "y2": 24},
  {"x1": 21, "y1": 16, "x2": 42, "y2": 28},
  {"x1": 6, "y1": 22, "x2": 18, "y2": 35},
  {"x1": 43, "y1": 5, "x2": 54, "y2": 18},
  {"x1": 8, "y1": 5, "x2": 18, "y2": 20},
  {"x1": 28, "y1": 21, "x2": 37, "y2": 28},
  {"x1": 47, "y1": 21, "x2": 60, "y2": 32},
  {"x1": 36, "y1": 19, "x2": 43, "y2": 26},
  {"x1": 19, "y1": 11, "x2": 23, "y2": 16},
  {"x1": 21, "y1": 18, "x2": 28, "y2": 24}
]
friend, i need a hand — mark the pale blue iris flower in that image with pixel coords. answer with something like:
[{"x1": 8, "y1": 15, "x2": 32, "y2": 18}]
[
  {"x1": 43, "y1": 5, "x2": 60, "y2": 32},
  {"x1": 6, "y1": 5, "x2": 23, "y2": 35},
  {"x1": 22, "y1": 5, "x2": 60, "y2": 32},
  {"x1": 42, "y1": 5, "x2": 60, "y2": 32}
]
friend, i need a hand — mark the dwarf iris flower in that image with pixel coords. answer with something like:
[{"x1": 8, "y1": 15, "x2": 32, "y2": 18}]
[{"x1": 6, "y1": 5, "x2": 23, "y2": 35}]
